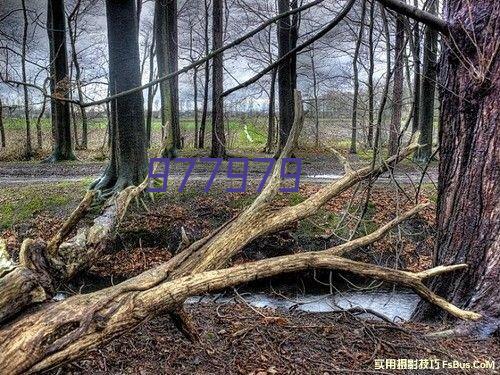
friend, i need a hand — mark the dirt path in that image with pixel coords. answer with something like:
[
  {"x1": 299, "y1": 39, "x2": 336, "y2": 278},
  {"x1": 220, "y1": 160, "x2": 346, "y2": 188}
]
[{"x1": 0, "y1": 160, "x2": 438, "y2": 187}]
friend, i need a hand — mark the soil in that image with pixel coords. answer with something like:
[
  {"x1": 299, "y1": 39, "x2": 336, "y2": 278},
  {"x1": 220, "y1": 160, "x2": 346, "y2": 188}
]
[{"x1": 52, "y1": 303, "x2": 499, "y2": 374}]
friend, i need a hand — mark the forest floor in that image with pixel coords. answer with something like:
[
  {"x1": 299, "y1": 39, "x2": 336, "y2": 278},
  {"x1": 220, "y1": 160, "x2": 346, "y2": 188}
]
[
  {"x1": 51, "y1": 303, "x2": 499, "y2": 375},
  {"x1": 2, "y1": 163, "x2": 497, "y2": 374}
]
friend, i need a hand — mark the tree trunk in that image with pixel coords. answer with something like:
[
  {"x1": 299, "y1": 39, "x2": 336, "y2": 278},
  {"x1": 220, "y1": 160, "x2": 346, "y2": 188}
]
[
  {"x1": 210, "y1": 0, "x2": 226, "y2": 158},
  {"x1": 92, "y1": 0, "x2": 147, "y2": 191},
  {"x1": 290, "y1": 0, "x2": 299, "y2": 92},
  {"x1": 350, "y1": 1, "x2": 366, "y2": 154},
  {"x1": 0, "y1": 97, "x2": 5, "y2": 147},
  {"x1": 145, "y1": 5, "x2": 157, "y2": 148},
  {"x1": 68, "y1": 8, "x2": 89, "y2": 150},
  {"x1": 414, "y1": 0, "x2": 439, "y2": 163},
  {"x1": 388, "y1": 13, "x2": 405, "y2": 156},
  {"x1": 367, "y1": 0, "x2": 375, "y2": 148},
  {"x1": 310, "y1": 47, "x2": 320, "y2": 148},
  {"x1": 156, "y1": 0, "x2": 181, "y2": 152},
  {"x1": 69, "y1": 61, "x2": 80, "y2": 149},
  {"x1": 193, "y1": 66, "x2": 199, "y2": 147},
  {"x1": 265, "y1": 68, "x2": 277, "y2": 153},
  {"x1": 411, "y1": 0, "x2": 421, "y2": 134},
  {"x1": 413, "y1": 0, "x2": 499, "y2": 334},
  {"x1": 46, "y1": 0, "x2": 75, "y2": 162},
  {"x1": 35, "y1": 80, "x2": 48, "y2": 150},
  {"x1": 21, "y1": 0, "x2": 32, "y2": 158},
  {"x1": 276, "y1": 0, "x2": 294, "y2": 154},
  {"x1": 198, "y1": 0, "x2": 210, "y2": 149}
]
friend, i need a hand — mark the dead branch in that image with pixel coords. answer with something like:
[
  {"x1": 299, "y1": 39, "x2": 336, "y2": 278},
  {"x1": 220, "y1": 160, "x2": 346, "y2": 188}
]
[{"x1": 0, "y1": 201, "x2": 479, "y2": 374}]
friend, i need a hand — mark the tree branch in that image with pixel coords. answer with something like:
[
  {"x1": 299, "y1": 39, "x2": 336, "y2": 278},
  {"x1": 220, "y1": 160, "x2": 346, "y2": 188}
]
[
  {"x1": 0, "y1": 203, "x2": 478, "y2": 374},
  {"x1": 222, "y1": 0, "x2": 356, "y2": 97},
  {"x1": 376, "y1": 0, "x2": 449, "y2": 35}
]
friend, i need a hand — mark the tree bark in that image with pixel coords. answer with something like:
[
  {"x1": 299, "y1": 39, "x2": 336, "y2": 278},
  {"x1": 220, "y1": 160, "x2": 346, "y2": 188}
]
[
  {"x1": 265, "y1": 68, "x2": 277, "y2": 153},
  {"x1": 198, "y1": 0, "x2": 210, "y2": 149},
  {"x1": 388, "y1": 13, "x2": 405, "y2": 156},
  {"x1": 92, "y1": 0, "x2": 147, "y2": 191},
  {"x1": 411, "y1": 0, "x2": 421, "y2": 134},
  {"x1": 210, "y1": 0, "x2": 226, "y2": 158},
  {"x1": 45, "y1": 0, "x2": 75, "y2": 162},
  {"x1": 68, "y1": 1, "x2": 89, "y2": 150},
  {"x1": 193, "y1": 66, "x2": 199, "y2": 147},
  {"x1": 35, "y1": 79, "x2": 50, "y2": 151},
  {"x1": 414, "y1": 0, "x2": 438, "y2": 163},
  {"x1": 156, "y1": 0, "x2": 181, "y2": 151},
  {"x1": 413, "y1": 0, "x2": 499, "y2": 334},
  {"x1": 276, "y1": 0, "x2": 294, "y2": 154},
  {"x1": 0, "y1": 97, "x2": 5, "y2": 148},
  {"x1": 367, "y1": 0, "x2": 375, "y2": 148},
  {"x1": 310, "y1": 47, "x2": 320, "y2": 148},
  {"x1": 21, "y1": 0, "x2": 32, "y2": 158},
  {"x1": 145, "y1": 5, "x2": 157, "y2": 148},
  {"x1": 350, "y1": 1, "x2": 366, "y2": 154},
  {"x1": 290, "y1": 0, "x2": 299, "y2": 92}
]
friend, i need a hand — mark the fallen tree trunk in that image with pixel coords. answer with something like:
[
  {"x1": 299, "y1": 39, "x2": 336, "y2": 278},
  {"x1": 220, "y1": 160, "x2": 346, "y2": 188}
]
[
  {"x1": 168, "y1": 92, "x2": 422, "y2": 278},
  {"x1": 0, "y1": 152, "x2": 163, "y2": 323},
  {"x1": 0, "y1": 91, "x2": 416, "y2": 324},
  {"x1": 0, "y1": 203, "x2": 479, "y2": 374},
  {"x1": 1, "y1": 91, "x2": 474, "y2": 374}
]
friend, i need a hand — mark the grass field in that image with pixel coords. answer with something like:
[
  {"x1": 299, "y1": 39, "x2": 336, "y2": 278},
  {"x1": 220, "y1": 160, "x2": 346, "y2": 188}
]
[
  {"x1": 0, "y1": 115, "x2": 437, "y2": 162},
  {"x1": 0, "y1": 116, "x2": 271, "y2": 161}
]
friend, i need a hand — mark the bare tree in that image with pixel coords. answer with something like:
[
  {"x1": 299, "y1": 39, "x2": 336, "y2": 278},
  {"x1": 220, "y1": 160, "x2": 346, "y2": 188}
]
[
  {"x1": 410, "y1": 0, "x2": 420, "y2": 134},
  {"x1": 20, "y1": 0, "x2": 32, "y2": 157},
  {"x1": 388, "y1": 12, "x2": 405, "y2": 156},
  {"x1": 46, "y1": 0, "x2": 75, "y2": 161},
  {"x1": 414, "y1": 0, "x2": 438, "y2": 163},
  {"x1": 276, "y1": 0, "x2": 294, "y2": 154},
  {"x1": 210, "y1": 0, "x2": 226, "y2": 157},
  {"x1": 310, "y1": 45, "x2": 320, "y2": 148},
  {"x1": 198, "y1": 0, "x2": 211, "y2": 149},
  {"x1": 367, "y1": 0, "x2": 375, "y2": 148},
  {"x1": 156, "y1": 0, "x2": 181, "y2": 153},
  {"x1": 91, "y1": 0, "x2": 146, "y2": 191},
  {"x1": 350, "y1": 1, "x2": 366, "y2": 154},
  {"x1": 0, "y1": 96, "x2": 5, "y2": 147},
  {"x1": 67, "y1": 0, "x2": 90, "y2": 149}
]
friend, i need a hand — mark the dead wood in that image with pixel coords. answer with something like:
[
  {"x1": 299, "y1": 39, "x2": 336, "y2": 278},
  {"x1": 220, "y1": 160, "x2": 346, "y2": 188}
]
[
  {"x1": 0, "y1": 91, "x2": 479, "y2": 374},
  {"x1": 0, "y1": 211, "x2": 478, "y2": 374}
]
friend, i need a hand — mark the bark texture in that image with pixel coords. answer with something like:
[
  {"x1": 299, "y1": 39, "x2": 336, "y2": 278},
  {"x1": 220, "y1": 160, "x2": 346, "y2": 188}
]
[
  {"x1": 413, "y1": 0, "x2": 499, "y2": 334},
  {"x1": 0, "y1": 97, "x2": 5, "y2": 147},
  {"x1": 156, "y1": 0, "x2": 181, "y2": 151},
  {"x1": 388, "y1": 13, "x2": 405, "y2": 156},
  {"x1": 276, "y1": 0, "x2": 295, "y2": 153},
  {"x1": 414, "y1": 0, "x2": 438, "y2": 163},
  {"x1": 350, "y1": 1, "x2": 366, "y2": 154},
  {"x1": 265, "y1": 67, "x2": 277, "y2": 153},
  {"x1": 92, "y1": 0, "x2": 147, "y2": 191},
  {"x1": 46, "y1": 0, "x2": 75, "y2": 162},
  {"x1": 210, "y1": 0, "x2": 226, "y2": 157}
]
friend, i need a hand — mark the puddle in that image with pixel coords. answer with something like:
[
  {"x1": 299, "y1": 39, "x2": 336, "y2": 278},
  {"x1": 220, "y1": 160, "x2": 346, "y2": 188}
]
[
  {"x1": 306, "y1": 174, "x2": 344, "y2": 180},
  {"x1": 185, "y1": 291, "x2": 420, "y2": 322}
]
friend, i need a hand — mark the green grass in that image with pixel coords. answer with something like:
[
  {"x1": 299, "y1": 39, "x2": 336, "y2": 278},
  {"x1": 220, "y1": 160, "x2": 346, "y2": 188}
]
[{"x1": 0, "y1": 180, "x2": 87, "y2": 229}]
